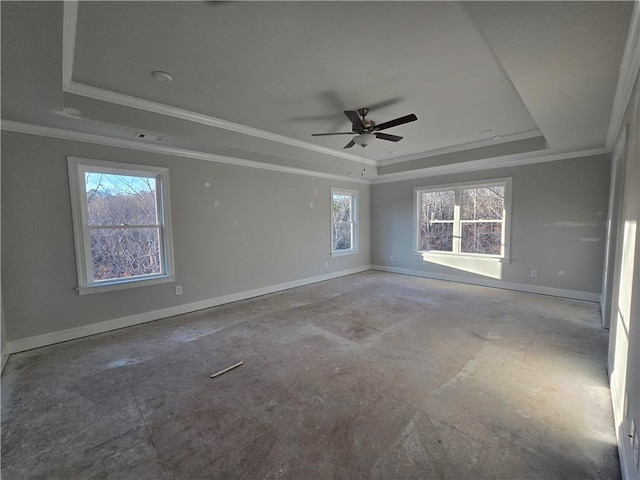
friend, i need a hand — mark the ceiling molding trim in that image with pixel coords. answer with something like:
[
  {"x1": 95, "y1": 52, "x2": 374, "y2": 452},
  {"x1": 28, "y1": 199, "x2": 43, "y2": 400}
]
[
  {"x1": 606, "y1": 1, "x2": 640, "y2": 148},
  {"x1": 378, "y1": 129, "x2": 543, "y2": 166},
  {"x1": 371, "y1": 147, "x2": 611, "y2": 185},
  {"x1": 64, "y1": 81, "x2": 377, "y2": 166},
  {"x1": 62, "y1": 1, "x2": 78, "y2": 90},
  {"x1": 1, "y1": 120, "x2": 371, "y2": 185},
  {"x1": 60, "y1": 5, "x2": 374, "y2": 167}
]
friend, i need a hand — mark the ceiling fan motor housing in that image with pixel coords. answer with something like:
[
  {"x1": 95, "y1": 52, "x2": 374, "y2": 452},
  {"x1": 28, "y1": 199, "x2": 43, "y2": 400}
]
[{"x1": 356, "y1": 119, "x2": 376, "y2": 134}]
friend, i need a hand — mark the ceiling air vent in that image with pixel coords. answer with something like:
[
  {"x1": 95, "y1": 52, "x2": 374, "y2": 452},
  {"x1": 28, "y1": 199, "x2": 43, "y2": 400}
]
[{"x1": 135, "y1": 132, "x2": 166, "y2": 142}]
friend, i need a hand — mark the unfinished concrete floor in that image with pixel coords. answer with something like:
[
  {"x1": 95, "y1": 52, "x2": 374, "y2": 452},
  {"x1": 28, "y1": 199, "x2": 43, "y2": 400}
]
[{"x1": 1, "y1": 272, "x2": 619, "y2": 479}]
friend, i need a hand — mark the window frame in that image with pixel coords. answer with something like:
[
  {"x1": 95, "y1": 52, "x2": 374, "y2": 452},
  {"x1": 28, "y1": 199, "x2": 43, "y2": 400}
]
[
  {"x1": 67, "y1": 157, "x2": 175, "y2": 295},
  {"x1": 330, "y1": 187, "x2": 358, "y2": 256},
  {"x1": 414, "y1": 177, "x2": 512, "y2": 261}
]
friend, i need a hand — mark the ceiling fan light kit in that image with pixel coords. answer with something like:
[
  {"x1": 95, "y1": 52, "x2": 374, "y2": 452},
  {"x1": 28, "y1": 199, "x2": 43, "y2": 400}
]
[
  {"x1": 312, "y1": 107, "x2": 418, "y2": 149},
  {"x1": 353, "y1": 133, "x2": 375, "y2": 147}
]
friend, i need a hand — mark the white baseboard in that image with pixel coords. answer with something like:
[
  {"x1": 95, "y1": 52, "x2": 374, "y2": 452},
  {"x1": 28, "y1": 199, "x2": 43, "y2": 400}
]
[
  {"x1": 7, "y1": 265, "x2": 371, "y2": 355},
  {"x1": 3, "y1": 264, "x2": 601, "y2": 357},
  {"x1": 610, "y1": 374, "x2": 635, "y2": 480},
  {"x1": 618, "y1": 422, "x2": 634, "y2": 480},
  {"x1": 372, "y1": 265, "x2": 601, "y2": 302}
]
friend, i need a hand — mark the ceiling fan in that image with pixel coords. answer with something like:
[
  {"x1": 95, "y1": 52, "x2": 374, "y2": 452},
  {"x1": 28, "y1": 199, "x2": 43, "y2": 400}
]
[{"x1": 312, "y1": 108, "x2": 418, "y2": 149}]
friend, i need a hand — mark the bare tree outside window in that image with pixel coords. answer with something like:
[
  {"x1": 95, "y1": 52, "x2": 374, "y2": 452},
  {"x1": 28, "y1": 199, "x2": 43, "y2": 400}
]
[
  {"x1": 460, "y1": 186, "x2": 504, "y2": 255},
  {"x1": 85, "y1": 173, "x2": 162, "y2": 281},
  {"x1": 332, "y1": 191, "x2": 356, "y2": 251},
  {"x1": 417, "y1": 181, "x2": 508, "y2": 257},
  {"x1": 419, "y1": 190, "x2": 455, "y2": 251}
]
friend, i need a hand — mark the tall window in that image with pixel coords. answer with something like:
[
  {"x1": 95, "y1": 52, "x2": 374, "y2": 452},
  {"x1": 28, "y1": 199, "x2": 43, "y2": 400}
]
[
  {"x1": 416, "y1": 178, "x2": 511, "y2": 258},
  {"x1": 331, "y1": 188, "x2": 358, "y2": 255},
  {"x1": 68, "y1": 157, "x2": 175, "y2": 294}
]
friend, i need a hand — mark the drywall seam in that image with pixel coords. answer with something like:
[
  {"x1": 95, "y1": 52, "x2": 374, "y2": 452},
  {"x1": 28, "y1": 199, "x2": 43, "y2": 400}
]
[
  {"x1": 372, "y1": 265, "x2": 600, "y2": 302},
  {"x1": 6, "y1": 265, "x2": 371, "y2": 354},
  {"x1": 0, "y1": 121, "x2": 370, "y2": 184}
]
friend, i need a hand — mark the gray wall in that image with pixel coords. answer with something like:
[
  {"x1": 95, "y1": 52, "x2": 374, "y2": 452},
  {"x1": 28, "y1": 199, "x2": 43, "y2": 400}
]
[
  {"x1": 371, "y1": 155, "x2": 611, "y2": 297},
  {"x1": 1, "y1": 132, "x2": 370, "y2": 341},
  {"x1": 607, "y1": 70, "x2": 640, "y2": 479},
  {"x1": 1, "y1": 149, "x2": 6, "y2": 371}
]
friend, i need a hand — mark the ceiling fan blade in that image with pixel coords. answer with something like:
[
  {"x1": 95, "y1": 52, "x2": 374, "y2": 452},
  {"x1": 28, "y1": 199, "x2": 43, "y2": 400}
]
[
  {"x1": 311, "y1": 132, "x2": 354, "y2": 136},
  {"x1": 375, "y1": 132, "x2": 403, "y2": 142},
  {"x1": 343, "y1": 139, "x2": 356, "y2": 149},
  {"x1": 344, "y1": 110, "x2": 364, "y2": 130},
  {"x1": 375, "y1": 114, "x2": 417, "y2": 131}
]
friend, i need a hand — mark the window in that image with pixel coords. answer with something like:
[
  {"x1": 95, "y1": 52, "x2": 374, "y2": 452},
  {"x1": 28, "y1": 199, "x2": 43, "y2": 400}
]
[
  {"x1": 415, "y1": 178, "x2": 511, "y2": 259},
  {"x1": 331, "y1": 188, "x2": 358, "y2": 255},
  {"x1": 68, "y1": 157, "x2": 175, "y2": 294}
]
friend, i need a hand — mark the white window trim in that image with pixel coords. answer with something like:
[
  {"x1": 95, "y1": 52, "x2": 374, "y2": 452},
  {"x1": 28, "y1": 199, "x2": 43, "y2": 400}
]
[
  {"x1": 414, "y1": 177, "x2": 512, "y2": 262},
  {"x1": 330, "y1": 187, "x2": 359, "y2": 256},
  {"x1": 67, "y1": 157, "x2": 175, "y2": 295}
]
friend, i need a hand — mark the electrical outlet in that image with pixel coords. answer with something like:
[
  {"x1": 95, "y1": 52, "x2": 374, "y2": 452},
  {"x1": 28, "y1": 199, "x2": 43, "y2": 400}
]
[
  {"x1": 324, "y1": 261, "x2": 328, "y2": 268},
  {"x1": 530, "y1": 270, "x2": 538, "y2": 278},
  {"x1": 175, "y1": 285, "x2": 183, "y2": 295},
  {"x1": 390, "y1": 255, "x2": 394, "y2": 262}
]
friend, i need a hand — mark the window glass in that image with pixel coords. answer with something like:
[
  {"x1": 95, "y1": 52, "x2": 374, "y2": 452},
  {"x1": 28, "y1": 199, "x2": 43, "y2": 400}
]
[
  {"x1": 86, "y1": 173, "x2": 158, "y2": 226},
  {"x1": 331, "y1": 189, "x2": 357, "y2": 254},
  {"x1": 68, "y1": 157, "x2": 174, "y2": 294},
  {"x1": 419, "y1": 190, "x2": 455, "y2": 252},
  {"x1": 416, "y1": 180, "x2": 509, "y2": 258},
  {"x1": 462, "y1": 186, "x2": 504, "y2": 221}
]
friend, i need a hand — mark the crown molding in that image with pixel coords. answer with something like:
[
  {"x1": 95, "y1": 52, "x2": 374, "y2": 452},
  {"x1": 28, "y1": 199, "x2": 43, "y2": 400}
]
[
  {"x1": 62, "y1": 1, "x2": 78, "y2": 90},
  {"x1": 60, "y1": 4, "x2": 376, "y2": 167},
  {"x1": 377, "y1": 129, "x2": 543, "y2": 166},
  {"x1": 64, "y1": 81, "x2": 378, "y2": 166},
  {"x1": 1, "y1": 120, "x2": 371, "y2": 185},
  {"x1": 371, "y1": 146, "x2": 611, "y2": 184},
  {"x1": 1, "y1": 120, "x2": 610, "y2": 188},
  {"x1": 606, "y1": 1, "x2": 640, "y2": 148}
]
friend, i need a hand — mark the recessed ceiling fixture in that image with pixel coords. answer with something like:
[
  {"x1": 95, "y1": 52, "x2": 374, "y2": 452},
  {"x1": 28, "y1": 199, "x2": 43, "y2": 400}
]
[
  {"x1": 151, "y1": 70, "x2": 173, "y2": 82},
  {"x1": 480, "y1": 129, "x2": 494, "y2": 136}
]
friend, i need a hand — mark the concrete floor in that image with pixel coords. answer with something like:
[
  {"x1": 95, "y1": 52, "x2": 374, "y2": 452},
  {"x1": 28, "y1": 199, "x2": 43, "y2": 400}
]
[{"x1": 1, "y1": 272, "x2": 620, "y2": 479}]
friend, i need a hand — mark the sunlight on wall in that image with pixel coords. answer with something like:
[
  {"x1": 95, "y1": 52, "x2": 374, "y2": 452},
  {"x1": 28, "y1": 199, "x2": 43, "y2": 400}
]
[
  {"x1": 421, "y1": 253, "x2": 503, "y2": 279},
  {"x1": 610, "y1": 219, "x2": 637, "y2": 422}
]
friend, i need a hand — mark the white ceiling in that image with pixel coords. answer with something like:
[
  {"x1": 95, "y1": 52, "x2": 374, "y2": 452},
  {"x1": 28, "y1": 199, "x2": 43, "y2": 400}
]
[{"x1": 1, "y1": 1, "x2": 634, "y2": 180}]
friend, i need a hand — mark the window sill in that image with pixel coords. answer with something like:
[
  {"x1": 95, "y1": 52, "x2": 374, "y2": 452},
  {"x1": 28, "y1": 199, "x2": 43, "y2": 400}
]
[
  {"x1": 331, "y1": 249, "x2": 359, "y2": 257},
  {"x1": 77, "y1": 275, "x2": 175, "y2": 295},
  {"x1": 415, "y1": 251, "x2": 510, "y2": 263}
]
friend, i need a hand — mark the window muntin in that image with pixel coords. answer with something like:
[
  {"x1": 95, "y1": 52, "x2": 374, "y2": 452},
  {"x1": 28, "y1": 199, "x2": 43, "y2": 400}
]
[
  {"x1": 331, "y1": 188, "x2": 358, "y2": 254},
  {"x1": 68, "y1": 158, "x2": 175, "y2": 294},
  {"x1": 416, "y1": 179, "x2": 510, "y2": 259}
]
